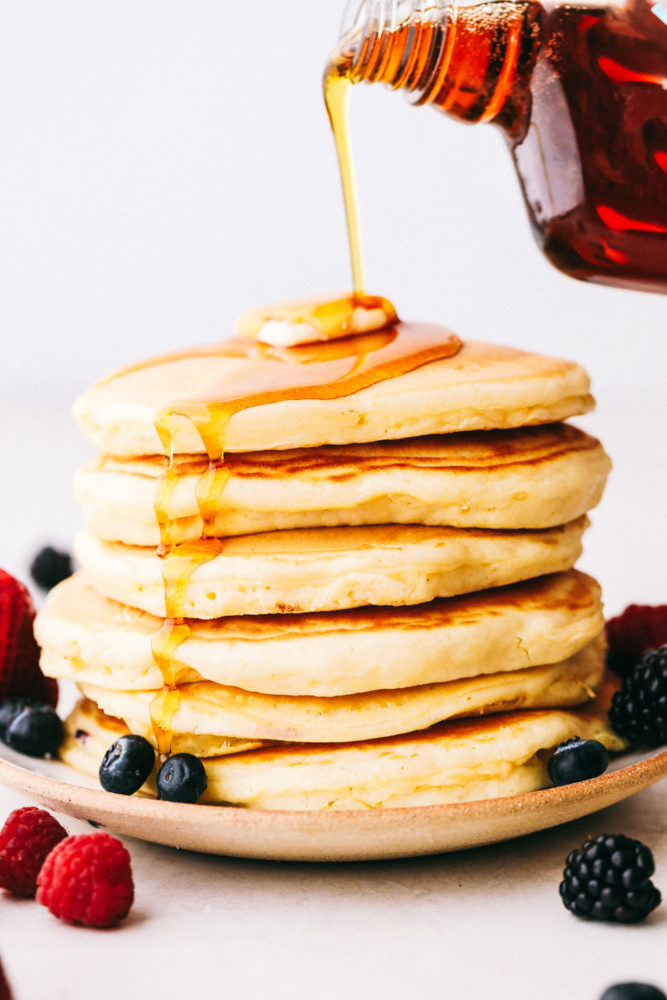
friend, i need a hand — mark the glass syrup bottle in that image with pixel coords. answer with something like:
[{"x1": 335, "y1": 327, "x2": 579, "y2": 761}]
[{"x1": 325, "y1": 0, "x2": 667, "y2": 294}]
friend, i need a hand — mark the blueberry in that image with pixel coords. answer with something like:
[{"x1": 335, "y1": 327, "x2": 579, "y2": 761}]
[
  {"x1": 29, "y1": 546, "x2": 73, "y2": 591},
  {"x1": 156, "y1": 753, "x2": 207, "y2": 803},
  {"x1": 99, "y1": 734, "x2": 156, "y2": 795},
  {"x1": 547, "y1": 737, "x2": 609, "y2": 786},
  {"x1": 5, "y1": 705, "x2": 64, "y2": 757},
  {"x1": 600, "y1": 985, "x2": 667, "y2": 1000},
  {"x1": 0, "y1": 696, "x2": 44, "y2": 743}
]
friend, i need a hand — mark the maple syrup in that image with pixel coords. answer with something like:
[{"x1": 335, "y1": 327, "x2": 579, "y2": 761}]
[
  {"x1": 326, "y1": 0, "x2": 667, "y2": 293},
  {"x1": 147, "y1": 310, "x2": 462, "y2": 752}
]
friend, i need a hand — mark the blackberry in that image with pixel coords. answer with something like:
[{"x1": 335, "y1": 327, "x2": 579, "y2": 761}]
[
  {"x1": 5, "y1": 704, "x2": 64, "y2": 758},
  {"x1": 547, "y1": 737, "x2": 609, "y2": 786},
  {"x1": 29, "y1": 546, "x2": 73, "y2": 591},
  {"x1": 609, "y1": 645, "x2": 667, "y2": 748},
  {"x1": 156, "y1": 753, "x2": 207, "y2": 803},
  {"x1": 560, "y1": 833, "x2": 661, "y2": 923},
  {"x1": 600, "y1": 986, "x2": 667, "y2": 1000},
  {"x1": 99, "y1": 735, "x2": 156, "y2": 795}
]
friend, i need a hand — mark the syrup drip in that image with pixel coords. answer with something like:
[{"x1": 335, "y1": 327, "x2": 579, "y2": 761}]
[
  {"x1": 323, "y1": 73, "x2": 365, "y2": 293},
  {"x1": 146, "y1": 314, "x2": 461, "y2": 755},
  {"x1": 153, "y1": 323, "x2": 461, "y2": 462},
  {"x1": 150, "y1": 619, "x2": 191, "y2": 754}
]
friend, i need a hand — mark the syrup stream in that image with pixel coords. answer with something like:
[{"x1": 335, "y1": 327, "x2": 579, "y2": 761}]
[{"x1": 146, "y1": 31, "x2": 464, "y2": 753}]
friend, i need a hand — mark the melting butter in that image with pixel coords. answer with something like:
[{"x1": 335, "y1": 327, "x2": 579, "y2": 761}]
[{"x1": 235, "y1": 293, "x2": 398, "y2": 346}]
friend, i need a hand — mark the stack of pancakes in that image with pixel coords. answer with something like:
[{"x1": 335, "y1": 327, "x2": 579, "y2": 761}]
[{"x1": 35, "y1": 327, "x2": 625, "y2": 809}]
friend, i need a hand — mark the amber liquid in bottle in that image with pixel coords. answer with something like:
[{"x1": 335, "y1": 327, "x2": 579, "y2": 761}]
[{"x1": 326, "y1": 0, "x2": 667, "y2": 293}]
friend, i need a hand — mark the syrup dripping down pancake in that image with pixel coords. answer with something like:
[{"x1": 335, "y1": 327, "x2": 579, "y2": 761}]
[
  {"x1": 74, "y1": 424, "x2": 610, "y2": 545},
  {"x1": 75, "y1": 634, "x2": 605, "y2": 749},
  {"x1": 72, "y1": 335, "x2": 594, "y2": 458},
  {"x1": 37, "y1": 570, "x2": 604, "y2": 696},
  {"x1": 72, "y1": 517, "x2": 589, "y2": 619}
]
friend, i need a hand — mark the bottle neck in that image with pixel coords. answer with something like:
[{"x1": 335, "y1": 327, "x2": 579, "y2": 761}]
[{"x1": 333, "y1": 0, "x2": 537, "y2": 125}]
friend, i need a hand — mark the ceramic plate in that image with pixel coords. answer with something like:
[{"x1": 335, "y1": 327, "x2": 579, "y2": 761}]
[{"x1": 0, "y1": 744, "x2": 666, "y2": 861}]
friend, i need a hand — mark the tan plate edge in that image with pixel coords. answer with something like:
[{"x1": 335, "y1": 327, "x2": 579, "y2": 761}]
[{"x1": 1, "y1": 750, "x2": 666, "y2": 861}]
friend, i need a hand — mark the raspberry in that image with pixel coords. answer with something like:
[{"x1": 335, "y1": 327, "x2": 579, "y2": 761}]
[
  {"x1": 609, "y1": 646, "x2": 667, "y2": 748},
  {"x1": 560, "y1": 833, "x2": 661, "y2": 923},
  {"x1": 0, "y1": 807, "x2": 67, "y2": 898},
  {"x1": 36, "y1": 832, "x2": 134, "y2": 928},
  {"x1": 0, "y1": 569, "x2": 58, "y2": 706},
  {"x1": 606, "y1": 604, "x2": 667, "y2": 677}
]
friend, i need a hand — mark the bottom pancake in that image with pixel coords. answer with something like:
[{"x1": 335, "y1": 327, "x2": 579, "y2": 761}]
[{"x1": 61, "y1": 678, "x2": 626, "y2": 810}]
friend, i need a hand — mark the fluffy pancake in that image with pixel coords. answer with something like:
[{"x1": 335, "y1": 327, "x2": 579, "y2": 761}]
[
  {"x1": 60, "y1": 680, "x2": 626, "y2": 809},
  {"x1": 37, "y1": 570, "x2": 604, "y2": 696},
  {"x1": 73, "y1": 518, "x2": 588, "y2": 619},
  {"x1": 74, "y1": 424, "x2": 610, "y2": 545},
  {"x1": 72, "y1": 337, "x2": 594, "y2": 457},
  {"x1": 76, "y1": 634, "x2": 605, "y2": 749}
]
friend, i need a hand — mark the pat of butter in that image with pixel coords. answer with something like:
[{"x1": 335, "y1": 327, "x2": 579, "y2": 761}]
[{"x1": 235, "y1": 294, "x2": 398, "y2": 347}]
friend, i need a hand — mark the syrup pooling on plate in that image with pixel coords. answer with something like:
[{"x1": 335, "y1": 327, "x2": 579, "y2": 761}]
[{"x1": 147, "y1": 299, "x2": 462, "y2": 755}]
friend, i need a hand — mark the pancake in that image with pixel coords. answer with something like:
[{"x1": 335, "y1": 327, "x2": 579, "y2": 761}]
[
  {"x1": 76, "y1": 634, "x2": 605, "y2": 750},
  {"x1": 37, "y1": 570, "x2": 604, "y2": 696},
  {"x1": 60, "y1": 680, "x2": 626, "y2": 809},
  {"x1": 74, "y1": 424, "x2": 610, "y2": 545},
  {"x1": 72, "y1": 336, "x2": 594, "y2": 457},
  {"x1": 73, "y1": 517, "x2": 588, "y2": 619}
]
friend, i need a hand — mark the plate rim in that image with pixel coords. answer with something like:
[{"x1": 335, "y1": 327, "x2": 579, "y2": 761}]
[{"x1": 1, "y1": 747, "x2": 666, "y2": 861}]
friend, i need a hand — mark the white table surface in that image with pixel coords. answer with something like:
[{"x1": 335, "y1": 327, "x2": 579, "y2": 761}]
[{"x1": 0, "y1": 391, "x2": 665, "y2": 1000}]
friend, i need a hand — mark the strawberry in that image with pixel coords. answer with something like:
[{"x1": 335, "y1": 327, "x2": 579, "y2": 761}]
[{"x1": 0, "y1": 569, "x2": 57, "y2": 707}]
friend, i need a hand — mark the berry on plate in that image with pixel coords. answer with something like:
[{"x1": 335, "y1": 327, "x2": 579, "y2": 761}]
[
  {"x1": 0, "y1": 569, "x2": 57, "y2": 706},
  {"x1": 0, "y1": 806, "x2": 68, "y2": 898},
  {"x1": 36, "y1": 832, "x2": 134, "y2": 928},
  {"x1": 4, "y1": 703, "x2": 64, "y2": 758},
  {"x1": 156, "y1": 753, "x2": 207, "y2": 803},
  {"x1": 609, "y1": 646, "x2": 667, "y2": 748},
  {"x1": 99, "y1": 734, "x2": 156, "y2": 795},
  {"x1": 606, "y1": 605, "x2": 667, "y2": 677},
  {"x1": 560, "y1": 833, "x2": 661, "y2": 923},
  {"x1": 547, "y1": 737, "x2": 609, "y2": 786},
  {"x1": 0, "y1": 695, "x2": 44, "y2": 742}
]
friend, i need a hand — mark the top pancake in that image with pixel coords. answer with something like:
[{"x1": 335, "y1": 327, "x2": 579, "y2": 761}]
[{"x1": 72, "y1": 335, "x2": 594, "y2": 457}]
